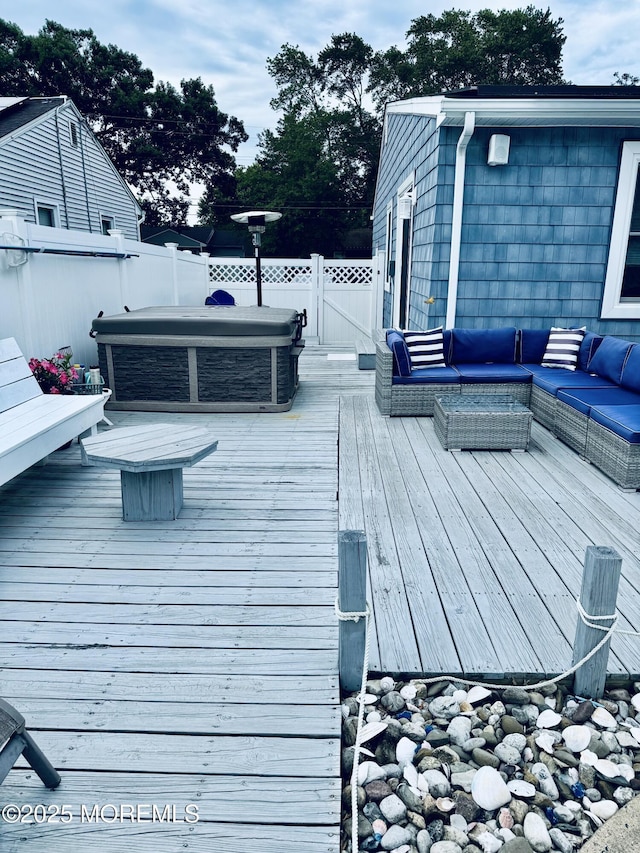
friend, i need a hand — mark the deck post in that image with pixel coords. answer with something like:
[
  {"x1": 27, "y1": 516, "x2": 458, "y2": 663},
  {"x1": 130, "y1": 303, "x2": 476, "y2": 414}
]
[
  {"x1": 572, "y1": 545, "x2": 622, "y2": 699},
  {"x1": 338, "y1": 530, "x2": 367, "y2": 693}
]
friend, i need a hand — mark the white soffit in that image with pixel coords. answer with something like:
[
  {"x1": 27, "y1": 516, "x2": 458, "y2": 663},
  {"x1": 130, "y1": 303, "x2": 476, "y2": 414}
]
[{"x1": 386, "y1": 95, "x2": 640, "y2": 127}]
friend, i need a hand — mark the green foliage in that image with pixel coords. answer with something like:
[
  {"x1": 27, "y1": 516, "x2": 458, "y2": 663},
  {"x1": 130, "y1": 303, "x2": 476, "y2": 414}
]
[
  {"x1": 369, "y1": 6, "x2": 566, "y2": 109},
  {"x1": 0, "y1": 18, "x2": 246, "y2": 224}
]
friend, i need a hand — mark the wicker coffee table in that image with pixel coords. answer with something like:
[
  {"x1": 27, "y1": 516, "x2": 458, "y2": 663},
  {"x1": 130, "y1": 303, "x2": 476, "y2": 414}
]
[{"x1": 434, "y1": 394, "x2": 533, "y2": 451}]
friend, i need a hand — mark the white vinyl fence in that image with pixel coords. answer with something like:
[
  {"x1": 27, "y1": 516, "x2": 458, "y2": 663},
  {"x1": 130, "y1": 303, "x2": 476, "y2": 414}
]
[{"x1": 0, "y1": 210, "x2": 379, "y2": 366}]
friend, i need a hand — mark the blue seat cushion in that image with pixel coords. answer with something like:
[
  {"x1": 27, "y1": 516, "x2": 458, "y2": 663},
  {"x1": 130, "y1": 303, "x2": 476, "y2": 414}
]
[
  {"x1": 557, "y1": 387, "x2": 640, "y2": 416},
  {"x1": 589, "y1": 404, "x2": 640, "y2": 444},
  {"x1": 393, "y1": 366, "x2": 460, "y2": 385},
  {"x1": 578, "y1": 332, "x2": 603, "y2": 372},
  {"x1": 451, "y1": 327, "x2": 518, "y2": 364},
  {"x1": 386, "y1": 329, "x2": 411, "y2": 377},
  {"x1": 455, "y1": 363, "x2": 532, "y2": 384},
  {"x1": 519, "y1": 329, "x2": 549, "y2": 364},
  {"x1": 527, "y1": 365, "x2": 615, "y2": 395},
  {"x1": 619, "y1": 344, "x2": 640, "y2": 394},
  {"x1": 587, "y1": 336, "x2": 635, "y2": 384}
]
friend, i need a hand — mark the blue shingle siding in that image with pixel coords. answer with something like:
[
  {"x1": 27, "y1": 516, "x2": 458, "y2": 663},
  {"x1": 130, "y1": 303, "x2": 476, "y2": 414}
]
[{"x1": 373, "y1": 111, "x2": 640, "y2": 338}]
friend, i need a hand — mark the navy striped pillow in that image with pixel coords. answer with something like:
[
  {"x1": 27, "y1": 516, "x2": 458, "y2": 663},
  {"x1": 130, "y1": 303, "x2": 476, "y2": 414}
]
[
  {"x1": 541, "y1": 327, "x2": 586, "y2": 371},
  {"x1": 404, "y1": 327, "x2": 446, "y2": 370}
]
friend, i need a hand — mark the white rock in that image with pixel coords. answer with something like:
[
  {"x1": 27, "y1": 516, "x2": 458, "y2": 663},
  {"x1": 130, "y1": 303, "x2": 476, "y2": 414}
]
[
  {"x1": 447, "y1": 716, "x2": 472, "y2": 746},
  {"x1": 595, "y1": 758, "x2": 622, "y2": 779},
  {"x1": 429, "y1": 696, "x2": 460, "y2": 720},
  {"x1": 592, "y1": 706, "x2": 617, "y2": 729},
  {"x1": 417, "y1": 772, "x2": 430, "y2": 792},
  {"x1": 507, "y1": 779, "x2": 536, "y2": 799},
  {"x1": 502, "y1": 733, "x2": 527, "y2": 753},
  {"x1": 471, "y1": 765, "x2": 511, "y2": 810},
  {"x1": 615, "y1": 763, "x2": 635, "y2": 782},
  {"x1": 530, "y1": 763, "x2": 559, "y2": 800},
  {"x1": 380, "y1": 676, "x2": 395, "y2": 693},
  {"x1": 545, "y1": 696, "x2": 557, "y2": 710},
  {"x1": 366, "y1": 710, "x2": 382, "y2": 723},
  {"x1": 396, "y1": 736, "x2": 417, "y2": 768},
  {"x1": 564, "y1": 800, "x2": 582, "y2": 815},
  {"x1": 616, "y1": 731, "x2": 638, "y2": 748},
  {"x1": 563, "y1": 725, "x2": 592, "y2": 752},
  {"x1": 400, "y1": 683, "x2": 417, "y2": 701},
  {"x1": 548, "y1": 828, "x2": 573, "y2": 853},
  {"x1": 450, "y1": 769, "x2": 477, "y2": 793},
  {"x1": 631, "y1": 692, "x2": 640, "y2": 713},
  {"x1": 467, "y1": 685, "x2": 492, "y2": 705},
  {"x1": 553, "y1": 804, "x2": 576, "y2": 823},
  {"x1": 380, "y1": 823, "x2": 413, "y2": 850},
  {"x1": 341, "y1": 703, "x2": 350, "y2": 719},
  {"x1": 475, "y1": 832, "x2": 502, "y2": 853},
  {"x1": 494, "y1": 742, "x2": 522, "y2": 765},
  {"x1": 379, "y1": 793, "x2": 407, "y2": 824},
  {"x1": 632, "y1": 727, "x2": 640, "y2": 744},
  {"x1": 364, "y1": 693, "x2": 379, "y2": 705},
  {"x1": 580, "y1": 749, "x2": 599, "y2": 766},
  {"x1": 536, "y1": 709, "x2": 562, "y2": 728},
  {"x1": 403, "y1": 762, "x2": 419, "y2": 788},
  {"x1": 430, "y1": 842, "x2": 463, "y2": 853},
  {"x1": 452, "y1": 689, "x2": 468, "y2": 704},
  {"x1": 449, "y1": 813, "x2": 468, "y2": 832},
  {"x1": 497, "y1": 827, "x2": 516, "y2": 843},
  {"x1": 417, "y1": 829, "x2": 433, "y2": 853},
  {"x1": 358, "y1": 761, "x2": 386, "y2": 785},
  {"x1": 588, "y1": 799, "x2": 619, "y2": 821},
  {"x1": 523, "y1": 812, "x2": 552, "y2": 852}
]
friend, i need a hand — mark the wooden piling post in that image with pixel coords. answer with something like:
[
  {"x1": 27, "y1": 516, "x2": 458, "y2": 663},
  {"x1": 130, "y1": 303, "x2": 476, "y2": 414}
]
[
  {"x1": 572, "y1": 545, "x2": 622, "y2": 699},
  {"x1": 338, "y1": 530, "x2": 368, "y2": 693}
]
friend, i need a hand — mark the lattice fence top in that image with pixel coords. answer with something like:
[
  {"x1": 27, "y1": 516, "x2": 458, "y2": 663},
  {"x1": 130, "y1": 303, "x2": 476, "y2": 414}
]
[
  {"x1": 208, "y1": 258, "x2": 372, "y2": 287},
  {"x1": 209, "y1": 263, "x2": 312, "y2": 286}
]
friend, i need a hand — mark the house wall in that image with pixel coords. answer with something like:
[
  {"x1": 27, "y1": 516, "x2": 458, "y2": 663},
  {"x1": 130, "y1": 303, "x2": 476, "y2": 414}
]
[
  {"x1": 374, "y1": 115, "x2": 640, "y2": 340},
  {"x1": 0, "y1": 102, "x2": 140, "y2": 239}
]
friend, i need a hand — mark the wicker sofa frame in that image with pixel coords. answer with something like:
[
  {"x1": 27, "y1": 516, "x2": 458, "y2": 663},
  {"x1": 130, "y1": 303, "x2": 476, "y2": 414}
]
[{"x1": 375, "y1": 329, "x2": 640, "y2": 491}]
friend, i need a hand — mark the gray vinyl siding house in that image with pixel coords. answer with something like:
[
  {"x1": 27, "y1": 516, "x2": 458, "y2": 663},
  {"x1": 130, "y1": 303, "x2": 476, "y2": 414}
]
[
  {"x1": 372, "y1": 86, "x2": 640, "y2": 340},
  {"x1": 0, "y1": 97, "x2": 141, "y2": 239}
]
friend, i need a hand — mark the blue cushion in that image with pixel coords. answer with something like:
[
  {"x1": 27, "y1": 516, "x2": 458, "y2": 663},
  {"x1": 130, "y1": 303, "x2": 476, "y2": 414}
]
[
  {"x1": 589, "y1": 404, "x2": 640, "y2": 444},
  {"x1": 587, "y1": 336, "x2": 635, "y2": 384},
  {"x1": 519, "y1": 329, "x2": 549, "y2": 364},
  {"x1": 455, "y1": 363, "x2": 532, "y2": 384},
  {"x1": 393, "y1": 366, "x2": 460, "y2": 385},
  {"x1": 557, "y1": 387, "x2": 640, "y2": 416},
  {"x1": 527, "y1": 366, "x2": 615, "y2": 395},
  {"x1": 619, "y1": 344, "x2": 640, "y2": 394},
  {"x1": 578, "y1": 332, "x2": 603, "y2": 372},
  {"x1": 442, "y1": 329, "x2": 453, "y2": 365},
  {"x1": 386, "y1": 330, "x2": 411, "y2": 377},
  {"x1": 451, "y1": 327, "x2": 518, "y2": 364}
]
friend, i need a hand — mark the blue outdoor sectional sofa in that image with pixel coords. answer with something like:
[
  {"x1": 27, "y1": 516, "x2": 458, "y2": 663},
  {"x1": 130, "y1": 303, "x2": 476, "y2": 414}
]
[{"x1": 375, "y1": 326, "x2": 640, "y2": 490}]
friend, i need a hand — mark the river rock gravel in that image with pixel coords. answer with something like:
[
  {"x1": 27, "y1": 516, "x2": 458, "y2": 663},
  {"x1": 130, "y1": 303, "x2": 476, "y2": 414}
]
[{"x1": 341, "y1": 679, "x2": 640, "y2": 852}]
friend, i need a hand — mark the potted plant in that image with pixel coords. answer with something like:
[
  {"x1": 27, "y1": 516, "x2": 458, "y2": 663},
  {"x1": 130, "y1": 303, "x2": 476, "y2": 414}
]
[{"x1": 28, "y1": 350, "x2": 79, "y2": 395}]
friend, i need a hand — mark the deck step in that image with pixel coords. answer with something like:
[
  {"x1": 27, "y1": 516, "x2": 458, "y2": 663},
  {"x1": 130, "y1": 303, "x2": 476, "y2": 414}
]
[{"x1": 355, "y1": 337, "x2": 376, "y2": 369}]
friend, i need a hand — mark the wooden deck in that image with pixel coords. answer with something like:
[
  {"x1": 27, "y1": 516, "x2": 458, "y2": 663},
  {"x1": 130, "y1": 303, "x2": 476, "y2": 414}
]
[
  {"x1": 2, "y1": 344, "x2": 640, "y2": 851},
  {"x1": 0, "y1": 346, "x2": 369, "y2": 853},
  {"x1": 339, "y1": 393, "x2": 640, "y2": 682}
]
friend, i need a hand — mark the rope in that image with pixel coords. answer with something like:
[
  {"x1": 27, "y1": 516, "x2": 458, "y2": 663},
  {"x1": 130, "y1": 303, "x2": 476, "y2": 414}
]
[
  {"x1": 335, "y1": 594, "x2": 639, "y2": 851},
  {"x1": 335, "y1": 599, "x2": 371, "y2": 853}
]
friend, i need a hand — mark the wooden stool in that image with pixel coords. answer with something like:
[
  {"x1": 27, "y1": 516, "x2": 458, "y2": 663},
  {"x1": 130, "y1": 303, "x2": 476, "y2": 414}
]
[
  {"x1": 0, "y1": 699, "x2": 60, "y2": 788},
  {"x1": 81, "y1": 423, "x2": 218, "y2": 521}
]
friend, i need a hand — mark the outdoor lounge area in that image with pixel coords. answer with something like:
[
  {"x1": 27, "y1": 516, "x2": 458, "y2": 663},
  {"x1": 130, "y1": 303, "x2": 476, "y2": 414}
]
[{"x1": 1, "y1": 346, "x2": 640, "y2": 852}]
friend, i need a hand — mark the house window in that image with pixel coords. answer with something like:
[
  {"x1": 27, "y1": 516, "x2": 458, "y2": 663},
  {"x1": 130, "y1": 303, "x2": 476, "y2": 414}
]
[
  {"x1": 384, "y1": 201, "x2": 393, "y2": 292},
  {"x1": 36, "y1": 204, "x2": 58, "y2": 227},
  {"x1": 70, "y1": 121, "x2": 79, "y2": 147},
  {"x1": 101, "y1": 216, "x2": 115, "y2": 235},
  {"x1": 602, "y1": 141, "x2": 640, "y2": 319}
]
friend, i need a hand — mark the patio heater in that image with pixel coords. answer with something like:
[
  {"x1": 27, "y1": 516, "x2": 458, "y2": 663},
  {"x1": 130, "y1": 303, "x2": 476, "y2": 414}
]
[{"x1": 230, "y1": 210, "x2": 282, "y2": 306}]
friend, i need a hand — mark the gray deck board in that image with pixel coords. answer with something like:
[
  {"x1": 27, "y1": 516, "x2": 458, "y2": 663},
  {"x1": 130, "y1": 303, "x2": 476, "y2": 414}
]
[
  {"x1": 0, "y1": 345, "x2": 366, "y2": 853},
  {"x1": 339, "y1": 393, "x2": 640, "y2": 681}
]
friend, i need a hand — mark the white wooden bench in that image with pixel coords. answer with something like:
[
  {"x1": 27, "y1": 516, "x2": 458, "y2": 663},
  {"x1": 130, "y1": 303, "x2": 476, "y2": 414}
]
[{"x1": 0, "y1": 337, "x2": 108, "y2": 487}]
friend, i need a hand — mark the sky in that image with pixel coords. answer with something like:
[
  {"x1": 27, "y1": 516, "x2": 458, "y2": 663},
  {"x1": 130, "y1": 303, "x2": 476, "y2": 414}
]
[{"x1": 4, "y1": 0, "x2": 640, "y2": 214}]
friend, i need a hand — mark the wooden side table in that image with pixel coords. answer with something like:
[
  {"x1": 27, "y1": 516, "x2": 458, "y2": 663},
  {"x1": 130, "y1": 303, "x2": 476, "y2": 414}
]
[{"x1": 81, "y1": 423, "x2": 218, "y2": 520}]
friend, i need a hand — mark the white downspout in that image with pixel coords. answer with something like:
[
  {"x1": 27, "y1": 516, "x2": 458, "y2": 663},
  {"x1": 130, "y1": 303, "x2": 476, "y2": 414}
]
[{"x1": 445, "y1": 111, "x2": 475, "y2": 330}]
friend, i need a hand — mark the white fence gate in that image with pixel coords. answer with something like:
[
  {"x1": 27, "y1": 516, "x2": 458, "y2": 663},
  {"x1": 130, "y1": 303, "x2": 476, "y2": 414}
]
[{"x1": 208, "y1": 254, "x2": 379, "y2": 345}]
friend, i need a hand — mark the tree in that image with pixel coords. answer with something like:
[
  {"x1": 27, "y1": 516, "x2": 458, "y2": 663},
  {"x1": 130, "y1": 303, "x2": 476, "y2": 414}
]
[
  {"x1": 200, "y1": 34, "x2": 379, "y2": 257},
  {"x1": 369, "y1": 6, "x2": 566, "y2": 109},
  {"x1": 0, "y1": 18, "x2": 247, "y2": 223}
]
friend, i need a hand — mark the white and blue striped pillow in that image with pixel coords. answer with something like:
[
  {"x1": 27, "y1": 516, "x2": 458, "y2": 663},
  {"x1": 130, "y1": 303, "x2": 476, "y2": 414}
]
[
  {"x1": 404, "y1": 327, "x2": 446, "y2": 370},
  {"x1": 541, "y1": 327, "x2": 586, "y2": 371}
]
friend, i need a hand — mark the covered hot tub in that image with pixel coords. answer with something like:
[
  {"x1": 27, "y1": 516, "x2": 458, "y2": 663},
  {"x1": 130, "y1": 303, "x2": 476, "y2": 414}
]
[{"x1": 92, "y1": 306, "x2": 305, "y2": 412}]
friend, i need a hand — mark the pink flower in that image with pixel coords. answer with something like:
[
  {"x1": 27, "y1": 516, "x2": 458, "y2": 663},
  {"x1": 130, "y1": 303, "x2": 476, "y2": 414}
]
[
  {"x1": 49, "y1": 387, "x2": 60, "y2": 394},
  {"x1": 59, "y1": 372, "x2": 68, "y2": 384}
]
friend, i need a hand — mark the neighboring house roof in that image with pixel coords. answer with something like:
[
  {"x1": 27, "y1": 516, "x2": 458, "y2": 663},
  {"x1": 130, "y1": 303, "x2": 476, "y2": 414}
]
[
  {"x1": 141, "y1": 225, "x2": 215, "y2": 249},
  {"x1": 0, "y1": 97, "x2": 66, "y2": 139},
  {"x1": 386, "y1": 85, "x2": 640, "y2": 128},
  {"x1": 0, "y1": 95, "x2": 143, "y2": 217}
]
